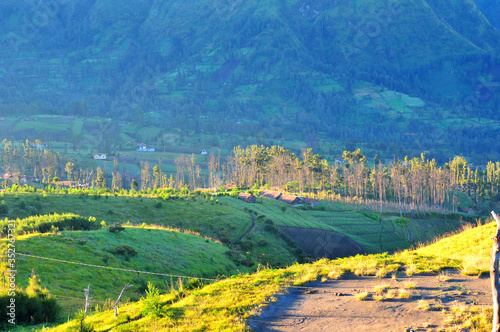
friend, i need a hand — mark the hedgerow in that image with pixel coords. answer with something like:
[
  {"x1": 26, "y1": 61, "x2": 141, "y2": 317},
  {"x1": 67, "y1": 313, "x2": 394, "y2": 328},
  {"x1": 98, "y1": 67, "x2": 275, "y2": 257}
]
[{"x1": 0, "y1": 213, "x2": 101, "y2": 236}]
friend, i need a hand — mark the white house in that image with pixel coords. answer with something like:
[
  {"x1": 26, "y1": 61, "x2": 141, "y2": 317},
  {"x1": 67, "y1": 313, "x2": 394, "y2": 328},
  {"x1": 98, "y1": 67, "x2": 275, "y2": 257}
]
[
  {"x1": 200, "y1": 150, "x2": 208, "y2": 155},
  {"x1": 94, "y1": 154, "x2": 106, "y2": 160}
]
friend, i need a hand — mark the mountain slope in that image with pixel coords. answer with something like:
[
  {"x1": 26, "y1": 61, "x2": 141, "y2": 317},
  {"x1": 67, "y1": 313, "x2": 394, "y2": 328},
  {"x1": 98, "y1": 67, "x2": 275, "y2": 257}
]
[
  {"x1": 0, "y1": 0, "x2": 499, "y2": 162},
  {"x1": 1, "y1": 0, "x2": 498, "y2": 105}
]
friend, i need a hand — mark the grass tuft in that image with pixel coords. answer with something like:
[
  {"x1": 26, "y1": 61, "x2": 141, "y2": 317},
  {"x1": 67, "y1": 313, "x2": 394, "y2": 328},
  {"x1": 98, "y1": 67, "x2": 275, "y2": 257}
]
[
  {"x1": 398, "y1": 289, "x2": 412, "y2": 299},
  {"x1": 355, "y1": 291, "x2": 369, "y2": 301}
]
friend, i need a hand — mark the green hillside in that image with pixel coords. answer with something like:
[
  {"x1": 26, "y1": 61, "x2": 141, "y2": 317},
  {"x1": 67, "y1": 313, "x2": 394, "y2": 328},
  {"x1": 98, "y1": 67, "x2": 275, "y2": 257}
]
[
  {"x1": 4, "y1": 226, "x2": 243, "y2": 315},
  {"x1": 0, "y1": 189, "x2": 482, "y2": 327},
  {"x1": 0, "y1": 0, "x2": 499, "y2": 162},
  {"x1": 44, "y1": 215, "x2": 496, "y2": 332}
]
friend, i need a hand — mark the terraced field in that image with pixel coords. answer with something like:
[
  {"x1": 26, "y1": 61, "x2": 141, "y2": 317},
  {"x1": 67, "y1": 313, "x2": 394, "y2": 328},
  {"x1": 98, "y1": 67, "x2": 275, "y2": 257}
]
[{"x1": 308, "y1": 211, "x2": 411, "y2": 253}]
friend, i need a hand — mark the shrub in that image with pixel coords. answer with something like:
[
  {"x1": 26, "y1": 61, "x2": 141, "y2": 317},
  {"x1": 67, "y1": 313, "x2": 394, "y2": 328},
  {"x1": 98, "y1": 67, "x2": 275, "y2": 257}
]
[
  {"x1": 0, "y1": 274, "x2": 61, "y2": 326},
  {"x1": 185, "y1": 278, "x2": 201, "y2": 290},
  {"x1": 0, "y1": 201, "x2": 8, "y2": 216},
  {"x1": 362, "y1": 212, "x2": 379, "y2": 222},
  {"x1": 108, "y1": 224, "x2": 125, "y2": 233},
  {"x1": 110, "y1": 245, "x2": 138, "y2": 257},
  {"x1": 394, "y1": 217, "x2": 410, "y2": 225},
  {"x1": 141, "y1": 282, "x2": 162, "y2": 317},
  {"x1": 0, "y1": 213, "x2": 101, "y2": 236}
]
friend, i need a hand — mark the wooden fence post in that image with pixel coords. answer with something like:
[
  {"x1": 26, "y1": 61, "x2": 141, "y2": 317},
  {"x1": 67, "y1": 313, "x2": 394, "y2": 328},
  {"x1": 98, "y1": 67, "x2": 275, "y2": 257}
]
[{"x1": 491, "y1": 211, "x2": 500, "y2": 332}]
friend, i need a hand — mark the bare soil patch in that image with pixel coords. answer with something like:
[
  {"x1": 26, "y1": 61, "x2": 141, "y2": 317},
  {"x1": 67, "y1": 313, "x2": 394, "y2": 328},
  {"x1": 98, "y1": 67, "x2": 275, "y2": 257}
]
[{"x1": 248, "y1": 271, "x2": 490, "y2": 332}]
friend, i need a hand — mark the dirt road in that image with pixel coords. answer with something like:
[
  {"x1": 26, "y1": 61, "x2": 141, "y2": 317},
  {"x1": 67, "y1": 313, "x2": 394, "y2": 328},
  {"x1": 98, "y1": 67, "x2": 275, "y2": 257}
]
[{"x1": 248, "y1": 272, "x2": 490, "y2": 332}]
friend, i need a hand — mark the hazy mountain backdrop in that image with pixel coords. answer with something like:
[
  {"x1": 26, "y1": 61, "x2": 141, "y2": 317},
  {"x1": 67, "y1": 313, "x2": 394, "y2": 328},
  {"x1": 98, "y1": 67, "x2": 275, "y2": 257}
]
[{"x1": 0, "y1": 0, "x2": 499, "y2": 162}]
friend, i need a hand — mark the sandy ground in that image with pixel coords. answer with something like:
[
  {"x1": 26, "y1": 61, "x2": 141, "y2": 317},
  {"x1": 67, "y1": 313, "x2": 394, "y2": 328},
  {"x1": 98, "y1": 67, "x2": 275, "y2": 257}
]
[{"x1": 248, "y1": 271, "x2": 490, "y2": 332}]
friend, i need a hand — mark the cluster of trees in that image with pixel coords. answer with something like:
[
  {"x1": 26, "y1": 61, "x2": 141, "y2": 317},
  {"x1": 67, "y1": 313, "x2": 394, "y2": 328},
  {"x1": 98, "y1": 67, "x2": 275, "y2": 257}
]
[
  {"x1": 2, "y1": 138, "x2": 500, "y2": 210},
  {"x1": 215, "y1": 146, "x2": 500, "y2": 209}
]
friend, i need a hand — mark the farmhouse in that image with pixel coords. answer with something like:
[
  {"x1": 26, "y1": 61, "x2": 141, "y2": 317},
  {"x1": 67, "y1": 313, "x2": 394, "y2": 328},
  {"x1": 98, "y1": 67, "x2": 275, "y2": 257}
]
[
  {"x1": 302, "y1": 197, "x2": 320, "y2": 207},
  {"x1": 259, "y1": 190, "x2": 282, "y2": 200},
  {"x1": 94, "y1": 154, "x2": 106, "y2": 160},
  {"x1": 278, "y1": 194, "x2": 302, "y2": 206},
  {"x1": 237, "y1": 193, "x2": 256, "y2": 203},
  {"x1": 200, "y1": 150, "x2": 208, "y2": 155}
]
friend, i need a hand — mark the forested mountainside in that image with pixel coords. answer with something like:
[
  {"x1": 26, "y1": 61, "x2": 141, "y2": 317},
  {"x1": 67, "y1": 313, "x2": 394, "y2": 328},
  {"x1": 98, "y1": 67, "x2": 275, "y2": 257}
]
[
  {"x1": 474, "y1": 0, "x2": 500, "y2": 30},
  {"x1": 0, "y1": 0, "x2": 499, "y2": 161}
]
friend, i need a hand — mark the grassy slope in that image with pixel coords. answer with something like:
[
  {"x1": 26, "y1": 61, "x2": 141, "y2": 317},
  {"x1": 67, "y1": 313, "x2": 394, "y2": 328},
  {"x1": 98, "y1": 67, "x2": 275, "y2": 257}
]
[
  {"x1": 4, "y1": 227, "x2": 241, "y2": 315},
  {"x1": 49, "y1": 219, "x2": 496, "y2": 332},
  {"x1": 1, "y1": 192, "x2": 473, "y2": 257},
  {"x1": 0, "y1": 191, "x2": 484, "y2": 327}
]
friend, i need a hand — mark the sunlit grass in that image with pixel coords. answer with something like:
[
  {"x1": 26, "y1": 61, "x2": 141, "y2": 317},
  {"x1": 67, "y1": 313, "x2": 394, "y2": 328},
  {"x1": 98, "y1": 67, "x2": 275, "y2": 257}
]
[
  {"x1": 355, "y1": 292, "x2": 369, "y2": 301},
  {"x1": 442, "y1": 305, "x2": 492, "y2": 331}
]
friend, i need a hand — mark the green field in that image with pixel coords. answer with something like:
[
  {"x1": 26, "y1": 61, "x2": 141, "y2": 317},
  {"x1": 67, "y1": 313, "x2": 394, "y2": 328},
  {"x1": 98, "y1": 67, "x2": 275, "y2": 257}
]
[{"x1": 9, "y1": 226, "x2": 241, "y2": 315}]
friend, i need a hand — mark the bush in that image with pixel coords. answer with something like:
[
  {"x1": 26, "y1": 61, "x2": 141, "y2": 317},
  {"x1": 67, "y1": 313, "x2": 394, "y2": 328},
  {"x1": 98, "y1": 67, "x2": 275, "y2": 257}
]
[
  {"x1": 141, "y1": 282, "x2": 162, "y2": 317},
  {"x1": 0, "y1": 213, "x2": 101, "y2": 236},
  {"x1": 185, "y1": 278, "x2": 201, "y2": 290},
  {"x1": 394, "y1": 217, "x2": 410, "y2": 225},
  {"x1": 110, "y1": 245, "x2": 138, "y2": 257},
  {"x1": 0, "y1": 274, "x2": 61, "y2": 326},
  {"x1": 108, "y1": 224, "x2": 125, "y2": 233},
  {"x1": 362, "y1": 212, "x2": 379, "y2": 222},
  {"x1": 0, "y1": 201, "x2": 8, "y2": 216}
]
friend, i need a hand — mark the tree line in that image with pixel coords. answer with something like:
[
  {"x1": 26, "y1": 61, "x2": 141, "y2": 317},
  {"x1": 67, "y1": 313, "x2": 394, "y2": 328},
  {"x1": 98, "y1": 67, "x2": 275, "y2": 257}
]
[{"x1": 1, "y1": 140, "x2": 499, "y2": 211}]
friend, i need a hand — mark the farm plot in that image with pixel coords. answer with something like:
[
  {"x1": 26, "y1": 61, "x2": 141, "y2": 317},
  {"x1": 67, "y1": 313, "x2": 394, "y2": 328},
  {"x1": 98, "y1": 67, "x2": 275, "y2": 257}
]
[
  {"x1": 309, "y1": 211, "x2": 410, "y2": 253},
  {"x1": 226, "y1": 197, "x2": 332, "y2": 230},
  {"x1": 280, "y1": 226, "x2": 364, "y2": 259},
  {"x1": 72, "y1": 118, "x2": 84, "y2": 137}
]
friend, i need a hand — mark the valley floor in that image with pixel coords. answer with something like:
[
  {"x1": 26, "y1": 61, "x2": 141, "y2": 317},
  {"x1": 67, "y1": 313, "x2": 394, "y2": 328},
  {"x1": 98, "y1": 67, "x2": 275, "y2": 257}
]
[{"x1": 249, "y1": 271, "x2": 490, "y2": 332}]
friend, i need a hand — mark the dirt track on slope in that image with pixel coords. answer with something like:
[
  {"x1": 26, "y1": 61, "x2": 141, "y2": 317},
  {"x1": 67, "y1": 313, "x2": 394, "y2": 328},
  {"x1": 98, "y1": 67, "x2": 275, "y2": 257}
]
[{"x1": 248, "y1": 271, "x2": 490, "y2": 332}]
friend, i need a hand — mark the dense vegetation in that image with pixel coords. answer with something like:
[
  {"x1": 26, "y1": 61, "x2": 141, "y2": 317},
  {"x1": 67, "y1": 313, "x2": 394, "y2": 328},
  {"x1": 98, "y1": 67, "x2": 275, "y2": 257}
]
[
  {"x1": 0, "y1": 273, "x2": 60, "y2": 327},
  {"x1": 0, "y1": 213, "x2": 100, "y2": 236},
  {"x1": 1, "y1": 139, "x2": 498, "y2": 215},
  {"x1": 0, "y1": 1, "x2": 499, "y2": 161}
]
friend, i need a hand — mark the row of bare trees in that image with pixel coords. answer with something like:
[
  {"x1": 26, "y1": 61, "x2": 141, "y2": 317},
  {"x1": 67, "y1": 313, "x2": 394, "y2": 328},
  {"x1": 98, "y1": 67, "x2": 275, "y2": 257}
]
[
  {"x1": 2, "y1": 139, "x2": 500, "y2": 208},
  {"x1": 218, "y1": 146, "x2": 500, "y2": 208}
]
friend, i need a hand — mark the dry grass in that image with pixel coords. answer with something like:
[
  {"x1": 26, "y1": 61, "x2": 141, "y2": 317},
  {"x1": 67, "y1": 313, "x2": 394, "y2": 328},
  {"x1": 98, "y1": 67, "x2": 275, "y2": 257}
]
[
  {"x1": 385, "y1": 289, "x2": 397, "y2": 300},
  {"x1": 398, "y1": 288, "x2": 412, "y2": 299},
  {"x1": 442, "y1": 304, "x2": 492, "y2": 331},
  {"x1": 404, "y1": 280, "x2": 417, "y2": 289},
  {"x1": 373, "y1": 284, "x2": 390, "y2": 293},
  {"x1": 416, "y1": 300, "x2": 431, "y2": 311},
  {"x1": 355, "y1": 291, "x2": 369, "y2": 301},
  {"x1": 461, "y1": 254, "x2": 489, "y2": 276},
  {"x1": 437, "y1": 271, "x2": 451, "y2": 282}
]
